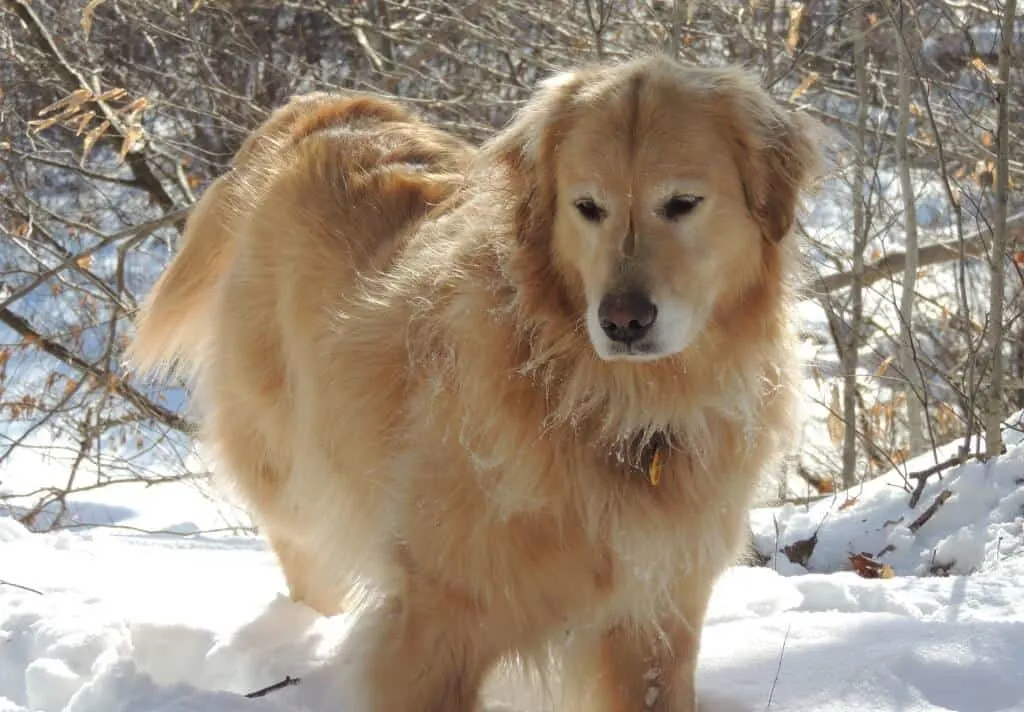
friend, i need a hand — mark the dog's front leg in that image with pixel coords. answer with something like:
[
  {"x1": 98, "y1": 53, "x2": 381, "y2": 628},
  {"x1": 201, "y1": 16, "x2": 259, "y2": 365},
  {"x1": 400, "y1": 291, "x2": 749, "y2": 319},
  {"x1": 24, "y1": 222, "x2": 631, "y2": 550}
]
[
  {"x1": 561, "y1": 585, "x2": 712, "y2": 712},
  {"x1": 355, "y1": 585, "x2": 503, "y2": 712}
]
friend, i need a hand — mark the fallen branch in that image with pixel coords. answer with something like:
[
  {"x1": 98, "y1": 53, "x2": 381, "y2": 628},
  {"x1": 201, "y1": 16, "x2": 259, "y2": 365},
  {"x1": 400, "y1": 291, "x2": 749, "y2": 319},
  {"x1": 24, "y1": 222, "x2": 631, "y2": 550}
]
[
  {"x1": 908, "y1": 489, "x2": 953, "y2": 534},
  {"x1": 245, "y1": 676, "x2": 301, "y2": 699},
  {"x1": 805, "y1": 211, "x2": 1024, "y2": 295},
  {"x1": 908, "y1": 451, "x2": 967, "y2": 508}
]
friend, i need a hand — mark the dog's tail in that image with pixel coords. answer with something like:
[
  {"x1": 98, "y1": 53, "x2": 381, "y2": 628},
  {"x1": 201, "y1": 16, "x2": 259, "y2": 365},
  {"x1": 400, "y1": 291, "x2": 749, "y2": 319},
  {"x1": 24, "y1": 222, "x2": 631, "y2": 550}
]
[
  {"x1": 129, "y1": 93, "x2": 378, "y2": 376},
  {"x1": 127, "y1": 170, "x2": 236, "y2": 376}
]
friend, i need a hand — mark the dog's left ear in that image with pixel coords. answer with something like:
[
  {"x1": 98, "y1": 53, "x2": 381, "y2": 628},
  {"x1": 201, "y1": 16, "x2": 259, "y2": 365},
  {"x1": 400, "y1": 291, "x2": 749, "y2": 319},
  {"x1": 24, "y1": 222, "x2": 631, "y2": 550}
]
[{"x1": 728, "y1": 85, "x2": 823, "y2": 243}]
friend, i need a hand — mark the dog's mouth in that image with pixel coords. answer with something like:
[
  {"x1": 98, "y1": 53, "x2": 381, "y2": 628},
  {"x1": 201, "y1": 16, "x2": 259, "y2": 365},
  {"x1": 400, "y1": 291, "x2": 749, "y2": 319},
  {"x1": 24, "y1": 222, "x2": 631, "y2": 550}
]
[{"x1": 599, "y1": 339, "x2": 663, "y2": 361}]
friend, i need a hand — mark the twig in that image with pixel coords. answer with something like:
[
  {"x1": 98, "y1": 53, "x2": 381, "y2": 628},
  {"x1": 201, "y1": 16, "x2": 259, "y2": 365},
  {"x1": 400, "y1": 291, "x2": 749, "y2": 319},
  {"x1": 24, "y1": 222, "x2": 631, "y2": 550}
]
[
  {"x1": 0, "y1": 579, "x2": 44, "y2": 595},
  {"x1": 908, "y1": 489, "x2": 953, "y2": 534},
  {"x1": 0, "y1": 209, "x2": 188, "y2": 313},
  {"x1": 766, "y1": 622, "x2": 791, "y2": 709},
  {"x1": 907, "y1": 452, "x2": 967, "y2": 508},
  {"x1": 0, "y1": 307, "x2": 192, "y2": 433},
  {"x1": 245, "y1": 676, "x2": 301, "y2": 699}
]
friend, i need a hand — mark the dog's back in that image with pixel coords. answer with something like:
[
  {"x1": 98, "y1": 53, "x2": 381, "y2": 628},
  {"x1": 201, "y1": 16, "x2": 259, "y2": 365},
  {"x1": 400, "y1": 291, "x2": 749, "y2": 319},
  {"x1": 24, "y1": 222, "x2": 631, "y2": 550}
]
[{"x1": 130, "y1": 92, "x2": 472, "y2": 376}]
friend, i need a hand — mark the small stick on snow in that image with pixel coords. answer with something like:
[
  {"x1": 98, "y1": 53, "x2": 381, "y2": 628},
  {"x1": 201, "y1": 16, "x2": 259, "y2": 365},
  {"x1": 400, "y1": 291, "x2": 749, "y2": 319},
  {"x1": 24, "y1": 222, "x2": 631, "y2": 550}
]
[
  {"x1": 245, "y1": 675, "x2": 301, "y2": 699},
  {"x1": 908, "y1": 489, "x2": 953, "y2": 534},
  {"x1": 0, "y1": 579, "x2": 43, "y2": 595},
  {"x1": 766, "y1": 622, "x2": 792, "y2": 709},
  {"x1": 907, "y1": 453, "x2": 964, "y2": 508}
]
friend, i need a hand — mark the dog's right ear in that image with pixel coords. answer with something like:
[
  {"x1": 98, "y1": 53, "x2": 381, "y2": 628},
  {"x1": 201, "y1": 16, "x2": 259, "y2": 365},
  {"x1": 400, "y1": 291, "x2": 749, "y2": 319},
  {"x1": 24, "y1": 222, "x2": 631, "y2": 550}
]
[{"x1": 482, "y1": 70, "x2": 584, "y2": 246}]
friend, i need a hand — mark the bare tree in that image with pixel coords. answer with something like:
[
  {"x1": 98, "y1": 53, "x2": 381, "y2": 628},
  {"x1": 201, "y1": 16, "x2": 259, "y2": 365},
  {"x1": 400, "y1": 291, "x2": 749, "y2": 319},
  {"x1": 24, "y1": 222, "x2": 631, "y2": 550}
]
[{"x1": 986, "y1": 0, "x2": 1018, "y2": 458}]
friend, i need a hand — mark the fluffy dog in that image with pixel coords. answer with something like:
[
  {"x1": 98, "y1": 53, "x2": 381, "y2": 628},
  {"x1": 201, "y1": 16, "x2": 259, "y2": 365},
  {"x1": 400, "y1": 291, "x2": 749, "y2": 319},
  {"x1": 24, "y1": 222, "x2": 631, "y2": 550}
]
[{"x1": 131, "y1": 56, "x2": 819, "y2": 712}]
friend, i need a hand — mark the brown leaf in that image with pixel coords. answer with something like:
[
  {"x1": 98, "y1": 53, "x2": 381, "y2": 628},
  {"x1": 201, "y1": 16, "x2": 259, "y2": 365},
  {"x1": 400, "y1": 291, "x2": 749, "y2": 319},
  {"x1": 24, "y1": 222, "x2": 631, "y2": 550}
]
[
  {"x1": 789, "y1": 72, "x2": 819, "y2": 101},
  {"x1": 838, "y1": 496, "x2": 859, "y2": 511},
  {"x1": 96, "y1": 87, "x2": 127, "y2": 102},
  {"x1": 786, "y1": 2, "x2": 805, "y2": 54},
  {"x1": 850, "y1": 552, "x2": 895, "y2": 579},
  {"x1": 39, "y1": 88, "x2": 93, "y2": 117},
  {"x1": 70, "y1": 109, "x2": 97, "y2": 136},
  {"x1": 783, "y1": 532, "x2": 818, "y2": 567},
  {"x1": 122, "y1": 96, "x2": 150, "y2": 120},
  {"x1": 82, "y1": 0, "x2": 109, "y2": 36},
  {"x1": 81, "y1": 119, "x2": 111, "y2": 165},
  {"x1": 119, "y1": 125, "x2": 144, "y2": 162},
  {"x1": 970, "y1": 56, "x2": 996, "y2": 80}
]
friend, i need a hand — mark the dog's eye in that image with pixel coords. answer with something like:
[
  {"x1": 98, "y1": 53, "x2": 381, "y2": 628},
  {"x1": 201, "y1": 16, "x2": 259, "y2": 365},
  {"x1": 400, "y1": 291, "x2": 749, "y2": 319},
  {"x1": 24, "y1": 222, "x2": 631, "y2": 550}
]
[
  {"x1": 661, "y1": 195, "x2": 703, "y2": 221},
  {"x1": 574, "y1": 197, "x2": 607, "y2": 223}
]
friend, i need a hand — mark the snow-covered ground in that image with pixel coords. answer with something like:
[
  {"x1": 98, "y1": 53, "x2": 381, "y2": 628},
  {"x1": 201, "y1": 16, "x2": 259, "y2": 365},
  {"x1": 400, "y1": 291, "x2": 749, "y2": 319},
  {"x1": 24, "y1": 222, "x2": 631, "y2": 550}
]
[{"x1": 2, "y1": 419, "x2": 1023, "y2": 712}]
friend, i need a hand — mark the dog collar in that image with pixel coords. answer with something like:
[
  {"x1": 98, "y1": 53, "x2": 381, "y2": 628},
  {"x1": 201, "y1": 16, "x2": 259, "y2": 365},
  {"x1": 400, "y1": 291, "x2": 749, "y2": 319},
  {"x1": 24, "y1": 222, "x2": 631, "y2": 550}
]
[{"x1": 611, "y1": 429, "x2": 669, "y2": 487}]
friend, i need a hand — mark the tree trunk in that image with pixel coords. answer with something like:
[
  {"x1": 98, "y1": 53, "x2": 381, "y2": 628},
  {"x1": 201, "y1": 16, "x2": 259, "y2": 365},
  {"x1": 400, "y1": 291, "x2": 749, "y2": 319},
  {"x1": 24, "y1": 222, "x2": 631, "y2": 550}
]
[
  {"x1": 985, "y1": 0, "x2": 1016, "y2": 458},
  {"x1": 894, "y1": 1, "x2": 925, "y2": 459},
  {"x1": 841, "y1": 0, "x2": 871, "y2": 489}
]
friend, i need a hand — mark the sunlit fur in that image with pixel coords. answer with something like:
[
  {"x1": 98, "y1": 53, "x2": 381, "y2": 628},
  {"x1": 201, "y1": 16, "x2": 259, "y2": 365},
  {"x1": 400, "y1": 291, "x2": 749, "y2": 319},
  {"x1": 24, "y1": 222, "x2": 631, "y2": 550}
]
[{"x1": 130, "y1": 57, "x2": 820, "y2": 712}]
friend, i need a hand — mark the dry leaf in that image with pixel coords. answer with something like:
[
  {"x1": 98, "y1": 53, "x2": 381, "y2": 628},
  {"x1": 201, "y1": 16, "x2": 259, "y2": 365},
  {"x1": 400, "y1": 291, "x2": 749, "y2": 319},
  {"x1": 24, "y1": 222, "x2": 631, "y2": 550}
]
[
  {"x1": 970, "y1": 56, "x2": 995, "y2": 80},
  {"x1": 96, "y1": 87, "x2": 127, "y2": 102},
  {"x1": 81, "y1": 119, "x2": 111, "y2": 164},
  {"x1": 82, "y1": 0, "x2": 109, "y2": 36},
  {"x1": 786, "y1": 2, "x2": 805, "y2": 54},
  {"x1": 981, "y1": 131, "x2": 994, "y2": 148},
  {"x1": 75, "y1": 254, "x2": 93, "y2": 269},
  {"x1": 71, "y1": 109, "x2": 97, "y2": 136},
  {"x1": 815, "y1": 477, "x2": 835, "y2": 494},
  {"x1": 119, "y1": 124, "x2": 144, "y2": 161},
  {"x1": 838, "y1": 496, "x2": 859, "y2": 511},
  {"x1": 850, "y1": 552, "x2": 895, "y2": 579},
  {"x1": 874, "y1": 355, "x2": 894, "y2": 379},
  {"x1": 784, "y1": 532, "x2": 818, "y2": 567},
  {"x1": 122, "y1": 96, "x2": 150, "y2": 119},
  {"x1": 28, "y1": 107, "x2": 77, "y2": 133},
  {"x1": 789, "y1": 72, "x2": 819, "y2": 101},
  {"x1": 39, "y1": 88, "x2": 93, "y2": 117}
]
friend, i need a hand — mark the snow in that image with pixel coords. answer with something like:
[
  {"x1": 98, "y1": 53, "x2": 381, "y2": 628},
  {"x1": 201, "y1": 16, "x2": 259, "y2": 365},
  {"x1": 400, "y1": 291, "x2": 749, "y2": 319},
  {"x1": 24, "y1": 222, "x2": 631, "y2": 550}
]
[
  {"x1": 1, "y1": 413, "x2": 1023, "y2": 712},
  {"x1": 2, "y1": 427, "x2": 1024, "y2": 712}
]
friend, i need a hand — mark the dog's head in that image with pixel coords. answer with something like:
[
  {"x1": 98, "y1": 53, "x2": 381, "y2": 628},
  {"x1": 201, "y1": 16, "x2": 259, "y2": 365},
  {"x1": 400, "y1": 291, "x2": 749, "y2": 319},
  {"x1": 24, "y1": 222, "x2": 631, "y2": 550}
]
[{"x1": 487, "y1": 55, "x2": 820, "y2": 362}]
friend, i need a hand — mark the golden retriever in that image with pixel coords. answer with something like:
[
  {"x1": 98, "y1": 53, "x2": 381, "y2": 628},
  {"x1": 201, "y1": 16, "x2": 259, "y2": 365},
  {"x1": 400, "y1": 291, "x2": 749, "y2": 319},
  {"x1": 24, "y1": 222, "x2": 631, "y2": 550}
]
[{"x1": 131, "y1": 56, "x2": 819, "y2": 712}]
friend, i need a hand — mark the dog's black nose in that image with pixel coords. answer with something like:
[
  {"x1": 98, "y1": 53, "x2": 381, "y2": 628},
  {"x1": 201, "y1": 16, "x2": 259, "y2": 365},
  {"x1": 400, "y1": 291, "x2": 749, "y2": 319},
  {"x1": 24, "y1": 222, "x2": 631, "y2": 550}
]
[{"x1": 598, "y1": 292, "x2": 657, "y2": 344}]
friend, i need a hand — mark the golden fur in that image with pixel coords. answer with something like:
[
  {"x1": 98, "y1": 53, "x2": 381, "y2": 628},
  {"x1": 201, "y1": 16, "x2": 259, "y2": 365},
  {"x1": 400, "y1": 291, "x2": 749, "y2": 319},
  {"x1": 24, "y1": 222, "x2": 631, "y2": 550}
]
[{"x1": 130, "y1": 57, "x2": 820, "y2": 712}]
